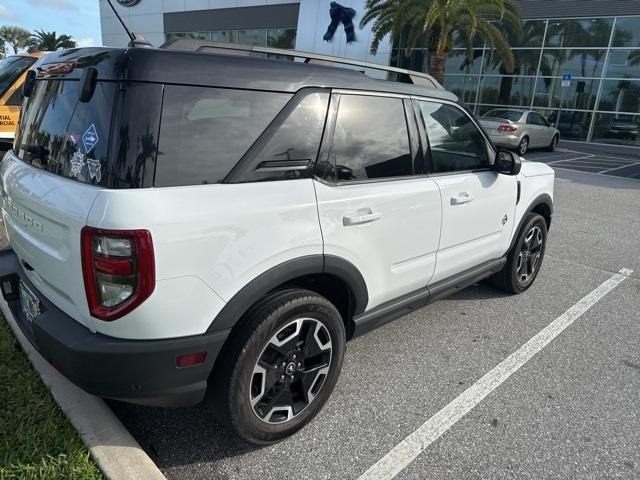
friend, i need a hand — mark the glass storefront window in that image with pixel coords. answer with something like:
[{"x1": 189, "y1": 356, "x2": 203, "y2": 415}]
[
  {"x1": 598, "y1": 79, "x2": 640, "y2": 113},
  {"x1": 612, "y1": 16, "x2": 640, "y2": 48},
  {"x1": 477, "y1": 75, "x2": 535, "y2": 107},
  {"x1": 545, "y1": 18, "x2": 613, "y2": 48},
  {"x1": 592, "y1": 113, "x2": 640, "y2": 146},
  {"x1": 605, "y1": 49, "x2": 640, "y2": 78},
  {"x1": 509, "y1": 20, "x2": 547, "y2": 48},
  {"x1": 211, "y1": 30, "x2": 237, "y2": 43},
  {"x1": 237, "y1": 29, "x2": 267, "y2": 46},
  {"x1": 483, "y1": 49, "x2": 540, "y2": 75},
  {"x1": 533, "y1": 77, "x2": 600, "y2": 110},
  {"x1": 391, "y1": 48, "x2": 429, "y2": 74},
  {"x1": 442, "y1": 75, "x2": 479, "y2": 104},
  {"x1": 445, "y1": 50, "x2": 483, "y2": 74},
  {"x1": 545, "y1": 109, "x2": 592, "y2": 141},
  {"x1": 541, "y1": 49, "x2": 607, "y2": 77},
  {"x1": 188, "y1": 32, "x2": 211, "y2": 40},
  {"x1": 267, "y1": 28, "x2": 297, "y2": 49}
]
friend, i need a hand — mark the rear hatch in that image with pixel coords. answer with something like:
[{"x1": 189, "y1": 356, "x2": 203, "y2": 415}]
[{"x1": 1, "y1": 53, "x2": 119, "y2": 330}]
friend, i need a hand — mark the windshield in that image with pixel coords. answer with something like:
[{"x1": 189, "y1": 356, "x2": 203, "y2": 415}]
[
  {"x1": 0, "y1": 56, "x2": 36, "y2": 98},
  {"x1": 483, "y1": 110, "x2": 523, "y2": 122},
  {"x1": 14, "y1": 79, "x2": 116, "y2": 186}
]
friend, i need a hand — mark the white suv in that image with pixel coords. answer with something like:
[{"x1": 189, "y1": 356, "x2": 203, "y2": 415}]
[{"x1": 0, "y1": 42, "x2": 554, "y2": 445}]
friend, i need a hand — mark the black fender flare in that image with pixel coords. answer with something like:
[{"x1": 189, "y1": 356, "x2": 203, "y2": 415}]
[
  {"x1": 509, "y1": 193, "x2": 553, "y2": 252},
  {"x1": 207, "y1": 254, "x2": 368, "y2": 333}
]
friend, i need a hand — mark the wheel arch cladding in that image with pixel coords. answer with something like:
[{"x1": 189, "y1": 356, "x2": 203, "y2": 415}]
[
  {"x1": 510, "y1": 193, "x2": 553, "y2": 252},
  {"x1": 207, "y1": 255, "x2": 368, "y2": 337}
]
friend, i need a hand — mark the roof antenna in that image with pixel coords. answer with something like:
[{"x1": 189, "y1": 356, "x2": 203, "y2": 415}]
[{"x1": 105, "y1": 0, "x2": 153, "y2": 48}]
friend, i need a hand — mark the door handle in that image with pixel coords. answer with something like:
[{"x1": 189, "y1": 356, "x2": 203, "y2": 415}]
[
  {"x1": 450, "y1": 192, "x2": 473, "y2": 205},
  {"x1": 343, "y1": 209, "x2": 381, "y2": 226}
]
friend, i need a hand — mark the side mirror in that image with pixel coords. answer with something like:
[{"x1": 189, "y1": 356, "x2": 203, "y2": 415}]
[{"x1": 494, "y1": 149, "x2": 521, "y2": 175}]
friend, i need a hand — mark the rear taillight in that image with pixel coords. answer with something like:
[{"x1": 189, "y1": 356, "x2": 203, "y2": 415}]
[
  {"x1": 81, "y1": 227, "x2": 155, "y2": 321},
  {"x1": 497, "y1": 124, "x2": 518, "y2": 133}
]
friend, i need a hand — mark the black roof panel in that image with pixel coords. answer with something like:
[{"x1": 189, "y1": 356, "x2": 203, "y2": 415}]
[{"x1": 33, "y1": 47, "x2": 457, "y2": 101}]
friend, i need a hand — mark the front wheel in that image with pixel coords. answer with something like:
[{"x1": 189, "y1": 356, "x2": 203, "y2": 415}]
[
  {"x1": 211, "y1": 289, "x2": 346, "y2": 445},
  {"x1": 546, "y1": 134, "x2": 559, "y2": 152},
  {"x1": 491, "y1": 213, "x2": 547, "y2": 294}
]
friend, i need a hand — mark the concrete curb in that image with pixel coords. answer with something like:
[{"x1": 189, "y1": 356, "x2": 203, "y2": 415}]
[{"x1": 1, "y1": 298, "x2": 166, "y2": 480}]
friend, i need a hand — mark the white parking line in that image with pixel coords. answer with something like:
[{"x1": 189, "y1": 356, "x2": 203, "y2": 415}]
[
  {"x1": 546, "y1": 155, "x2": 595, "y2": 164},
  {"x1": 358, "y1": 268, "x2": 633, "y2": 480},
  {"x1": 599, "y1": 162, "x2": 640, "y2": 174}
]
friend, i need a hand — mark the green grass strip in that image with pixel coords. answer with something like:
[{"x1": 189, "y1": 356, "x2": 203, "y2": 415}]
[{"x1": 0, "y1": 316, "x2": 102, "y2": 480}]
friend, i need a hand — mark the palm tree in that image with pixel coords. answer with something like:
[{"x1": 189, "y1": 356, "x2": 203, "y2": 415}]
[
  {"x1": 360, "y1": 0, "x2": 522, "y2": 83},
  {"x1": 0, "y1": 26, "x2": 33, "y2": 55},
  {"x1": 30, "y1": 29, "x2": 76, "y2": 52}
]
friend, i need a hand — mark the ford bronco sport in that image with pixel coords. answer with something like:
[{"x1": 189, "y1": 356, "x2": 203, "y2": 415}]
[{"x1": 0, "y1": 41, "x2": 554, "y2": 445}]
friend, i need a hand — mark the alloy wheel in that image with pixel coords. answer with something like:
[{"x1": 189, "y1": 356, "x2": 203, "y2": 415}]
[
  {"x1": 250, "y1": 318, "x2": 332, "y2": 424},
  {"x1": 516, "y1": 225, "x2": 543, "y2": 284},
  {"x1": 519, "y1": 137, "x2": 529, "y2": 155}
]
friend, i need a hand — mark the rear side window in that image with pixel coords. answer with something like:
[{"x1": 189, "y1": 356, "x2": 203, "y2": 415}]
[
  {"x1": 419, "y1": 101, "x2": 489, "y2": 173},
  {"x1": 330, "y1": 95, "x2": 412, "y2": 181},
  {"x1": 0, "y1": 56, "x2": 35, "y2": 98},
  {"x1": 15, "y1": 79, "x2": 115, "y2": 186},
  {"x1": 225, "y1": 90, "x2": 329, "y2": 183},
  {"x1": 154, "y1": 86, "x2": 291, "y2": 186}
]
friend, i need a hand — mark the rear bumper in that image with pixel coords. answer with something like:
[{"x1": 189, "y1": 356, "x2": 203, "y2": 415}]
[
  {"x1": 0, "y1": 248, "x2": 229, "y2": 407},
  {"x1": 488, "y1": 134, "x2": 521, "y2": 149}
]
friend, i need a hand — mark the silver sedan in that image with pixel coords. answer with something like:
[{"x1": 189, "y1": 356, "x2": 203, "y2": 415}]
[{"x1": 479, "y1": 109, "x2": 560, "y2": 156}]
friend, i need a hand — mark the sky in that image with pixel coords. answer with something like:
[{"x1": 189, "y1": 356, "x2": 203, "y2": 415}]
[{"x1": 0, "y1": 0, "x2": 101, "y2": 47}]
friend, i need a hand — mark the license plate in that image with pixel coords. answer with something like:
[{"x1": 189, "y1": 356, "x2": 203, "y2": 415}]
[{"x1": 19, "y1": 281, "x2": 41, "y2": 323}]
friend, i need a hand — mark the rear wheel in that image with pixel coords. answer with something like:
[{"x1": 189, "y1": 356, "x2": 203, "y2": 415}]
[
  {"x1": 546, "y1": 134, "x2": 559, "y2": 152},
  {"x1": 491, "y1": 213, "x2": 547, "y2": 294},
  {"x1": 211, "y1": 289, "x2": 346, "y2": 445},
  {"x1": 517, "y1": 136, "x2": 529, "y2": 156}
]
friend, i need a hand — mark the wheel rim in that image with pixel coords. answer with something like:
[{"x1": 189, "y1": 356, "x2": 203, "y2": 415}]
[
  {"x1": 516, "y1": 225, "x2": 543, "y2": 284},
  {"x1": 519, "y1": 138, "x2": 528, "y2": 155},
  {"x1": 250, "y1": 318, "x2": 332, "y2": 424}
]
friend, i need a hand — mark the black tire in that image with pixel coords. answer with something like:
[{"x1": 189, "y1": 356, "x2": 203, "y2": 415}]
[
  {"x1": 491, "y1": 213, "x2": 547, "y2": 294},
  {"x1": 517, "y1": 136, "x2": 529, "y2": 156},
  {"x1": 546, "y1": 134, "x2": 559, "y2": 152},
  {"x1": 210, "y1": 288, "x2": 346, "y2": 445}
]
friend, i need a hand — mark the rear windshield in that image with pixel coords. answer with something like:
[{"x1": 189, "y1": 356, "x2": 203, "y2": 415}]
[
  {"x1": 0, "y1": 56, "x2": 35, "y2": 98},
  {"x1": 483, "y1": 110, "x2": 522, "y2": 121},
  {"x1": 15, "y1": 79, "x2": 115, "y2": 186}
]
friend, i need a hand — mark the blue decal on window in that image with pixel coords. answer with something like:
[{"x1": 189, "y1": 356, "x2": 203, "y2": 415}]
[{"x1": 82, "y1": 124, "x2": 99, "y2": 153}]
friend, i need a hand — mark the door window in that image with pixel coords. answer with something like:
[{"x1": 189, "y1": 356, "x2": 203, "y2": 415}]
[
  {"x1": 418, "y1": 101, "x2": 490, "y2": 173},
  {"x1": 330, "y1": 95, "x2": 412, "y2": 181},
  {"x1": 527, "y1": 112, "x2": 548, "y2": 126}
]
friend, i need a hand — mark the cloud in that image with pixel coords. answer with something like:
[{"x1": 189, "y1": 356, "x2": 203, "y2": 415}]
[
  {"x1": 26, "y1": 0, "x2": 78, "y2": 10},
  {"x1": 76, "y1": 37, "x2": 95, "y2": 47},
  {"x1": 0, "y1": 5, "x2": 17, "y2": 20}
]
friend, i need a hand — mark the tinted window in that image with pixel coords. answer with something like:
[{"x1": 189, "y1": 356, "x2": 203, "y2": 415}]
[
  {"x1": 227, "y1": 91, "x2": 329, "y2": 183},
  {"x1": 527, "y1": 113, "x2": 548, "y2": 126},
  {"x1": 155, "y1": 86, "x2": 291, "y2": 187},
  {"x1": 419, "y1": 101, "x2": 489, "y2": 173},
  {"x1": 15, "y1": 79, "x2": 115, "y2": 186},
  {"x1": 0, "y1": 56, "x2": 35, "y2": 98},
  {"x1": 331, "y1": 95, "x2": 412, "y2": 181}
]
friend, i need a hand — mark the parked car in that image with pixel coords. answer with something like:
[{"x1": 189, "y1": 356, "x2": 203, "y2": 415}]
[
  {"x1": 0, "y1": 52, "x2": 45, "y2": 153},
  {"x1": 0, "y1": 42, "x2": 554, "y2": 445},
  {"x1": 605, "y1": 116, "x2": 639, "y2": 140},
  {"x1": 480, "y1": 108, "x2": 560, "y2": 155}
]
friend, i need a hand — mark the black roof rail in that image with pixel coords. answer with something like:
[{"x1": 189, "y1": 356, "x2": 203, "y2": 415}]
[{"x1": 161, "y1": 39, "x2": 444, "y2": 90}]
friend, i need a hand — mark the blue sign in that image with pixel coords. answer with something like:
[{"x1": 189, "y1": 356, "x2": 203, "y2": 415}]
[
  {"x1": 562, "y1": 72, "x2": 572, "y2": 82},
  {"x1": 82, "y1": 124, "x2": 99, "y2": 153}
]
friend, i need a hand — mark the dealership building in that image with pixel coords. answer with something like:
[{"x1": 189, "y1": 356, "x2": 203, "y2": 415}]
[{"x1": 100, "y1": 0, "x2": 640, "y2": 147}]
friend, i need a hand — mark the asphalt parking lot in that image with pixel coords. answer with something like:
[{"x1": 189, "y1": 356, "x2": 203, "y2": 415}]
[
  {"x1": 526, "y1": 141, "x2": 640, "y2": 179},
  {"x1": 109, "y1": 166, "x2": 640, "y2": 480}
]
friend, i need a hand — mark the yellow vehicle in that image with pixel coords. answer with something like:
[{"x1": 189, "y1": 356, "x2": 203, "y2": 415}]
[{"x1": 0, "y1": 52, "x2": 44, "y2": 152}]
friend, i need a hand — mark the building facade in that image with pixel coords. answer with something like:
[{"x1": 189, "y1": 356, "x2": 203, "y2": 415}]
[{"x1": 100, "y1": 0, "x2": 640, "y2": 147}]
